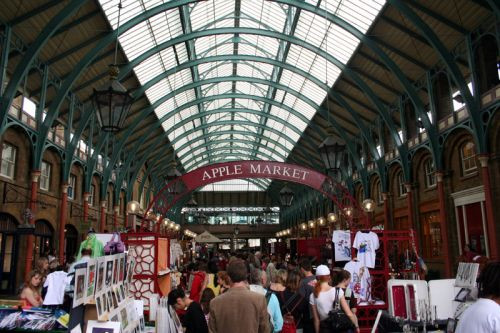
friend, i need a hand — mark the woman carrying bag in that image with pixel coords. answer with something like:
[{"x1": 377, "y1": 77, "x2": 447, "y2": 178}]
[{"x1": 309, "y1": 265, "x2": 359, "y2": 333}]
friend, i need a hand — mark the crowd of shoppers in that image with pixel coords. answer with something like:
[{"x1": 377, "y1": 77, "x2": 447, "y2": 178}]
[{"x1": 168, "y1": 252, "x2": 360, "y2": 333}]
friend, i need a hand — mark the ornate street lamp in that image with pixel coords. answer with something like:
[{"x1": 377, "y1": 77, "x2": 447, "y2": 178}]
[
  {"x1": 165, "y1": 161, "x2": 183, "y2": 194},
  {"x1": 91, "y1": 1, "x2": 133, "y2": 133},
  {"x1": 318, "y1": 136, "x2": 346, "y2": 179},
  {"x1": 92, "y1": 67, "x2": 133, "y2": 132},
  {"x1": 279, "y1": 185, "x2": 294, "y2": 207}
]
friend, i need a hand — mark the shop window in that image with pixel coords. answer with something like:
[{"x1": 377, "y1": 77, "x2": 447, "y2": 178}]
[
  {"x1": 420, "y1": 212, "x2": 441, "y2": 258},
  {"x1": 40, "y1": 161, "x2": 51, "y2": 191},
  {"x1": 424, "y1": 159, "x2": 436, "y2": 188},
  {"x1": 0, "y1": 143, "x2": 16, "y2": 179},
  {"x1": 460, "y1": 141, "x2": 477, "y2": 176},
  {"x1": 397, "y1": 172, "x2": 407, "y2": 197},
  {"x1": 89, "y1": 184, "x2": 95, "y2": 206},
  {"x1": 68, "y1": 174, "x2": 76, "y2": 200}
]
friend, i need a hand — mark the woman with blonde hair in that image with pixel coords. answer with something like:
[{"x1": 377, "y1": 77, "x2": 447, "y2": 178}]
[
  {"x1": 20, "y1": 270, "x2": 44, "y2": 307},
  {"x1": 309, "y1": 265, "x2": 359, "y2": 333},
  {"x1": 216, "y1": 271, "x2": 231, "y2": 294}
]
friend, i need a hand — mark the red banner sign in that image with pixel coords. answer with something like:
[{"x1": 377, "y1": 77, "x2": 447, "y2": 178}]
[{"x1": 182, "y1": 160, "x2": 326, "y2": 191}]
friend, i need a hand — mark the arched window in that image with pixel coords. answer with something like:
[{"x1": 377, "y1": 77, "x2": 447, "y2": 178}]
[
  {"x1": 397, "y1": 171, "x2": 407, "y2": 197},
  {"x1": 460, "y1": 141, "x2": 477, "y2": 176},
  {"x1": 423, "y1": 158, "x2": 436, "y2": 188},
  {"x1": 34, "y1": 220, "x2": 53, "y2": 261}
]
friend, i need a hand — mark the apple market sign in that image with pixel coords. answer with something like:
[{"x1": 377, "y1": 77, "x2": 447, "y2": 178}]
[
  {"x1": 143, "y1": 160, "x2": 364, "y2": 226},
  {"x1": 182, "y1": 161, "x2": 326, "y2": 191}
]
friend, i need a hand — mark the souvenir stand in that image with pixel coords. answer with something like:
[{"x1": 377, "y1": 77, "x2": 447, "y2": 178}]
[
  {"x1": 348, "y1": 229, "x2": 420, "y2": 332},
  {"x1": 121, "y1": 231, "x2": 171, "y2": 317}
]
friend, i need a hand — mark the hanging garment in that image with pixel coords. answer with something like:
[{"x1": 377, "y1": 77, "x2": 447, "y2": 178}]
[{"x1": 353, "y1": 231, "x2": 379, "y2": 268}]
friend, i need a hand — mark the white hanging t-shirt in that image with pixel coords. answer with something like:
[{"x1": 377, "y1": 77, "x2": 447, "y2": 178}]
[
  {"x1": 344, "y1": 260, "x2": 371, "y2": 302},
  {"x1": 332, "y1": 230, "x2": 352, "y2": 262},
  {"x1": 353, "y1": 231, "x2": 379, "y2": 268},
  {"x1": 43, "y1": 271, "x2": 68, "y2": 305}
]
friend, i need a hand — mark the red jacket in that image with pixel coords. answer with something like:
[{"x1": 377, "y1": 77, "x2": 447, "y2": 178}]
[{"x1": 189, "y1": 271, "x2": 206, "y2": 303}]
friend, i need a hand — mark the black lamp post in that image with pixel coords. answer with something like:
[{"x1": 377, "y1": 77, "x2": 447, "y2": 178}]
[
  {"x1": 92, "y1": 65, "x2": 133, "y2": 132},
  {"x1": 318, "y1": 136, "x2": 346, "y2": 180},
  {"x1": 280, "y1": 185, "x2": 294, "y2": 207}
]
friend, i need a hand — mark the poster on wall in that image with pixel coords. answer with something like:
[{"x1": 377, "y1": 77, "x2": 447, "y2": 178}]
[{"x1": 73, "y1": 266, "x2": 87, "y2": 308}]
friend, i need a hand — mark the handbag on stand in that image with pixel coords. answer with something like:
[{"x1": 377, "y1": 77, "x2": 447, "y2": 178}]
[
  {"x1": 104, "y1": 232, "x2": 125, "y2": 255},
  {"x1": 327, "y1": 288, "x2": 355, "y2": 332}
]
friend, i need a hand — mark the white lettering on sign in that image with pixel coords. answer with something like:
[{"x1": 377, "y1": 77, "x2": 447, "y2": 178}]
[{"x1": 202, "y1": 163, "x2": 310, "y2": 181}]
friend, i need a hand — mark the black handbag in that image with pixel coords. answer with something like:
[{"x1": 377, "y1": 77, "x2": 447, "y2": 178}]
[{"x1": 327, "y1": 288, "x2": 355, "y2": 332}]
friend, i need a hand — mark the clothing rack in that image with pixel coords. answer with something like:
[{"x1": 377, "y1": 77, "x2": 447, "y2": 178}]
[{"x1": 349, "y1": 229, "x2": 420, "y2": 332}]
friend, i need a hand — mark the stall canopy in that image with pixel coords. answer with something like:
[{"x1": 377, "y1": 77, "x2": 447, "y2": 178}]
[{"x1": 195, "y1": 231, "x2": 223, "y2": 243}]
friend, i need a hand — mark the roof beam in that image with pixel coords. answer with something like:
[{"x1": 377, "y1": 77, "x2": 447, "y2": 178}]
[
  {"x1": 46, "y1": 32, "x2": 108, "y2": 66},
  {"x1": 372, "y1": 36, "x2": 428, "y2": 70},
  {"x1": 179, "y1": 4, "x2": 212, "y2": 163},
  {"x1": 351, "y1": 68, "x2": 401, "y2": 96},
  {"x1": 8, "y1": 0, "x2": 62, "y2": 26},
  {"x1": 53, "y1": 9, "x2": 101, "y2": 37},
  {"x1": 405, "y1": 0, "x2": 468, "y2": 34}
]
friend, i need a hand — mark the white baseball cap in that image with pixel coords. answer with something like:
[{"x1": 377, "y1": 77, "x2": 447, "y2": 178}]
[{"x1": 315, "y1": 264, "x2": 330, "y2": 276}]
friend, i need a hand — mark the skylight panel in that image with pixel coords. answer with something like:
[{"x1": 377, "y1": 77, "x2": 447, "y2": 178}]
[
  {"x1": 98, "y1": 0, "x2": 385, "y2": 174},
  {"x1": 198, "y1": 179, "x2": 265, "y2": 192},
  {"x1": 238, "y1": 42, "x2": 274, "y2": 58},
  {"x1": 241, "y1": 35, "x2": 280, "y2": 57}
]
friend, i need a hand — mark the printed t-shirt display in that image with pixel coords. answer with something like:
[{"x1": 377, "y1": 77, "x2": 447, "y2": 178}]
[
  {"x1": 344, "y1": 260, "x2": 371, "y2": 302},
  {"x1": 353, "y1": 231, "x2": 379, "y2": 268},
  {"x1": 332, "y1": 230, "x2": 352, "y2": 262}
]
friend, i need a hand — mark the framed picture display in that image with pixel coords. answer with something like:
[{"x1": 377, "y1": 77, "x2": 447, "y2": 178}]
[
  {"x1": 120, "y1": 305, "x2": 129, "y2": 331},
  {"x1": 112, "y1": 256, "x2": 119, "y2": 285},
  {"x1": 95, "y1": 257, "x2": 105, "y2": 295},
  {"x1": 95, "y1": 294, "x2": 104, "y2": 319},
  {"x1": 85, "y1": 320, "x2": 121, "y2": 333},
  {"x1": 120, "y1": 284, "x2": 126, "y2": 301},
  {"x1": 114, "y1": 286, "x2": 122, "y2": 304},
  {"x1": 119, "y1": 254, "x2": 125, "y2": 282},
  {"x1": 126, "y1": 257, "x2": 136, "y2": 284},
  {"x1": 105, "y1": 256, "x2": 115, "y2": 289},
  {"x1": 108, "y1": 289, "x2": 118, "y2": 310},
  {"x1": 86, "y1": 259, "x2": 97, "y2": 301},
  {"x1": 73, "y1": 266, "x2": 87, "y2": 308}
]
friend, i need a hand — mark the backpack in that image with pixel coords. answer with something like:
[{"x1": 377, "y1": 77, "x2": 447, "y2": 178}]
[
  {"x1": 279, "y1": 291, "x2": 302, "y2": 333},
  {"x1": 265, "y1": 290, "x2": 275, "y2": 333}
]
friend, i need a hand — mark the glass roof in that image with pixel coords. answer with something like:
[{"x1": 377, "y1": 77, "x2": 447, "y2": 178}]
[
  {"x1": 98, "y1": 0, "x2": 385, "y2": 189},
  {"x1": 199, "y1": 178, "x2": 270, "y2": 192}
]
